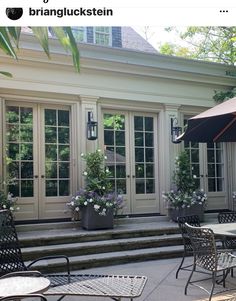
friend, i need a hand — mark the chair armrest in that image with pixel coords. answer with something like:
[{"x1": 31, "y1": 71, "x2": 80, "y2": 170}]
[
  {"x1": 26, "y1": 255, "x2": 70, "y2": 278},
  {"x1": 0, "y1": 270, "x2": 42, "y2": 279}
]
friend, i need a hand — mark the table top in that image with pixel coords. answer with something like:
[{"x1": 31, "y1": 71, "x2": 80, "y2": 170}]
[
  {"x1": 202, "y1": 222, "x2": 236, "y2": 237},
  {"x1": 0, "y1": 276, "x2": 50, "y2": 297},
  {"x1": 45, "y1": 274, "x2": 147, "y2": 298}
]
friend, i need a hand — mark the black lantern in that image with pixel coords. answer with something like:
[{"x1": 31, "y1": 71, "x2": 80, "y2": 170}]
[
  {"x1": 87, "y1": 111, "x2": 98, "y2": 140},
  {"x1": 171, "y1": 117, "x2": 182, "y2": 144}
]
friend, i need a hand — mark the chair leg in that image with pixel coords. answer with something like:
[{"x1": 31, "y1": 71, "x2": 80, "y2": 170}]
[
  {"x1": 209, "y1": 272, "x2": 216, "y2": 301},
  {"x1": 176, "y1": 253, "x2": 186, "y2": 279},
  {"x1": 184, "y1": 262, "x2": 195, "y2": 295}
]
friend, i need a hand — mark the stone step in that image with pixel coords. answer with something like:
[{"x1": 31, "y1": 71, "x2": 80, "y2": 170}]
[
  {"x1": 18, "y1": 223, "x2": 179, "y2": 248},
  {"x1": 24, "y1": 245, "x2": 184, "y2": 273},
  {"x1": 22, "y1": 234, "x2": 182, "y2": 261}
]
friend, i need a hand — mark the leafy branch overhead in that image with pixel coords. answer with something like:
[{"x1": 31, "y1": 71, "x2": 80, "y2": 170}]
[{"x1": 0, "y1": 27, "x2": 80, "y2": 77}]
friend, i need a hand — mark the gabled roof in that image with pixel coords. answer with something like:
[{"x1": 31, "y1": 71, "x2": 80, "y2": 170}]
[{"x1": 121, "y1": 27, "x2": 157, "y2": 54}]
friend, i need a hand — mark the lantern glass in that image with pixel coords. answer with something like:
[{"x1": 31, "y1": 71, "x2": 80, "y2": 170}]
[{"x1": 87, "y1": 121, "x2": 98, "y2": 140}]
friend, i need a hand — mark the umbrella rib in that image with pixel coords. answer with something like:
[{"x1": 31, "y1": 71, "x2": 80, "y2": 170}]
[{"x1": 213, "y1": 116, "x2": 236, "y2": 142}]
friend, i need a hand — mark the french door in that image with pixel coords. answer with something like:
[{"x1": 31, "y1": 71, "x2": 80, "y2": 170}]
[
  {"x1": 5, "y1": 102, "x2": 72, "y2": 220},
  {"x1": 103, "y1": 110, "x2": 159, "y2": 214},
  {"x1": 184, "y1": 140, "x2": 227, "y2": 210}
]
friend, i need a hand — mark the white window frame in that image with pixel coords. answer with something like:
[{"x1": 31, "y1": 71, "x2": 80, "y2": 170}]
[{"x1": 93, "y1": 27, "x2": 112, "y2": 46}]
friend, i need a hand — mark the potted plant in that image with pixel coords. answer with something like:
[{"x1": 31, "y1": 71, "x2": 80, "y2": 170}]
[
  {"x1": 67, "y1": 149, "x2": 124, "y2": 230},
  {"x1": 162, "y1": 150, "x2": 207, "y2": 222}
]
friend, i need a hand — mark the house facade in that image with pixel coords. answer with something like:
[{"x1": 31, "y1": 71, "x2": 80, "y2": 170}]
[{"x1": 1, "y1": 27, "x2": 236, "y2": 221}]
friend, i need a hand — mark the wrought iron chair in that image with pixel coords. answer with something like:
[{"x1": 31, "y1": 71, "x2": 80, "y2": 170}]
[
  {"x1": 184, "y1": 223, "x2": 236, "y2": 301},
  {"x1": 0, "y1": 209, "x2": 70, "y2": 284},
  {"x1": 218, "y1": 212, "x2": 236, "y2": 249},
  {"x1": 0, "y1": 294, "x2": 47, "y2": 301},
  {"x1": 0, "y1": 210, "x2": 147, "y2": 301},
  {"x1": 175, "y1": 215, "x2": 201, "y2": 279}
]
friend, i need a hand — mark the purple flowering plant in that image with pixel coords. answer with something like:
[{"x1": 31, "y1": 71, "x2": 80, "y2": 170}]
[{"x1": 67, "y1": 149, "x2": 124, "y2": 216}]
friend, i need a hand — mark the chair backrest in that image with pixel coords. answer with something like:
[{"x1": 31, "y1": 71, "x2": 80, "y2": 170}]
[
  {"x1": 0, "y1": 210, "x2": 26, "y2": 276},
  {"x1": 185, "y1": 223, "x2": 217, "y2": 271},
  {"x1": 218, "y1": 212, "x2": 236, "y2": 223},
  {"x1": 177, "y1": 215, "x2": 200, "y2": 252}
]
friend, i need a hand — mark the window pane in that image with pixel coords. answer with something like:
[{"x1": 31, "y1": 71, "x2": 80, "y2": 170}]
[
  {"x1": 116, "y1": 179, "x2": 126, "y2": 194},
  {"x1": 59, "y1": 162, "x2": 70, "y2": 178},
  {"x1": 116, "y1": 165, "x2": 126, "y2": 178},
  {"x1": 20, "y1": 108, "x2": 33, "y2": 124},
  {"x1": 45, "y1": 127, "x2": 57, "y2": 143},
  {"x1": 115, "y1": 131, "x2": 125, "y2": 146},
  {"x1": 46, "y1": 162, "x2": 57, "y2": 178},
  {"x1": 136, "y1": 164, "x2": 144, "y2": 178},
  {"x1": 20, "y1": 144, "x2": 33, "y2": 160},
  {"x1": 21, "y1": 162, "x2": 33, "y2": 178},
  {"x1": 20, "y1": 125, "x2": 33, "y2": 142},
  {"x1": 145, "y1": 117, "x2": 153, "y2": 131},
  {"x1": 58, "y1": 128, "x2": 70, "y2": 144},
  {"x1": 146, "y1": 179, "x2": 155, "y2": 193},
  {"x1": 145, "y1": 148, "x2": 154, "y2": 162},
  {"x1": 58, "y1": 110, "x2": 69, "y2": 126},
  {"x1": 59, "y1": 180, "x2": 70, "y2": 196},
  {"x1": 46, "y1": 180, "x2": 57, "y2": 196},
  {"x1": 59, "y1": 145, "x2": 70, "y2": 161},
  {"x1": 134, "y1": 116, "x2": 143, "y2": 131},
  {"x1": 136, "y1": 180, "x2": 145, "y2": 194},
  {"x1": 45, "y1": 109, "x2": 56, "y2": 126},
  {"x1": 145, "y1": 133, "x2": 153, "y2": 147},
  {"x1": 6, "y1": 106, "x2": 19, "y2": 123},
  {"x1": 146, "y1": 164, "x2": 154, "y2": 178},
  {"x1": 21, "y1": 180, "x2": 33, "y2": 197},
  {"x1": 104, "y1": 130, "x2": 114, "y2": 145},
  {"x1": 135, "y1": 132, "x2": 144, "y2": 146},
  {"x1": 6, "y1": 124, "x2": 19, "y2": 141},
  {"x1": 45, "y1": 144, "x2": 57, "y2": 161},
  {"x1": 135, "y1": 148, "x2": 144, "y2": 162},
  {"x1": 8, "y1": 143, "x2": 19, "y2": 160}
]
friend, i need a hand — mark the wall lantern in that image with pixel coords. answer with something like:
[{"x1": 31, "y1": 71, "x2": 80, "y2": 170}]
[
  {"x1": 171, "y1": 117, "x2": 182, "y2": 144},
  {"x1": 87, "y1": 111, "x2": 98, "y2": 140}
]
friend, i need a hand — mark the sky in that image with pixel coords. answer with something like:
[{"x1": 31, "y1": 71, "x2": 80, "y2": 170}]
[{"x1": 133, "y1": 26, "x2": 189, "y2": 50}]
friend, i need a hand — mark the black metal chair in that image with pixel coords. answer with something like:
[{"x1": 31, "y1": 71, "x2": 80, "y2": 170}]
[
  {"x1": 0, "y1": 294, "x2": 47, "y2": 301},
  {"x1": 184, "y1": 223, "x2": 236, "y2": 301},
  {"x1": 0, "y1": 209, "x2": 70, "y2": 286},
  {"x1": 218, "y1": 212, "x2": 236, "y2": 249},
  {"x1": 175, "y1": 215, "x2": 201, "y2": 279}
]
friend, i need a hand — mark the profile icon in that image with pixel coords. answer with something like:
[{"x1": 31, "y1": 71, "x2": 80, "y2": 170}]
[{"x1": 6, "y1": 8, "x2": 23, "y2": 20}]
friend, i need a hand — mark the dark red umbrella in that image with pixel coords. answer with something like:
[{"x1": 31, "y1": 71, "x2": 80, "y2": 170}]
[{"x1": 178, "y1": 97, "x2": 236, "y2": 142}]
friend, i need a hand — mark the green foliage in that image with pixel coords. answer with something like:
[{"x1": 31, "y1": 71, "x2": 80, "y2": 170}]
[
  {"x1": 0, "y1": 178, "x2": 18, "y2": 211},
  {"x1": 0, "y1": 27, "x2": 80, "y2": 76},
  {"x1": 163, "y1": 150, "x2": 207, "y2": 209},
  {"x1": 67, "y1": 149, "x2": 124, "y2": 216},
  {"x1": 82, "y1": 149, "x2": 112, "y2": 195},
  {"x1": 213, "y1": 87, "x2": 236, "y2": 103},
  {"x1": 173, "y1": 151, "x2": 197, "y2": 195}
]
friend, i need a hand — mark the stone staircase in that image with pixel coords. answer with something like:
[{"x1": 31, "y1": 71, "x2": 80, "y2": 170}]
[{"x1": 16, "y1": 215, "x2": 216, "y2": 273}]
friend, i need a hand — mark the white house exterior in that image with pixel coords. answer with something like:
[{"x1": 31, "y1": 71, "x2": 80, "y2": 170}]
[{"x1": 1, "y1": 32, "x2": 236, "y2": 221}]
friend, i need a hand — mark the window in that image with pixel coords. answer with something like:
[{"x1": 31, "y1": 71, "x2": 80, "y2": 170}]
[
  {"x1": 94, "y1": 27, "x2": 111, "y2": 46},
  {"x1": 71, "y1": 27, "x2": 86, "y2": 42}
]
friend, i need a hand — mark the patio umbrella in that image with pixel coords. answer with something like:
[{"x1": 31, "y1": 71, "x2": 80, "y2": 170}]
[{"x1": 178, "y1": 96, "x2": 236, "y2": 143}]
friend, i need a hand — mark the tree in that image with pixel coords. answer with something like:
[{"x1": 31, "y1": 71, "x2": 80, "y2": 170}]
[
  {"x1": 0, "y1": 27, "x2": 80, "y2": 77},
  {"x1": 159, "y1": 27, "x2": 236, "y2": 102}
]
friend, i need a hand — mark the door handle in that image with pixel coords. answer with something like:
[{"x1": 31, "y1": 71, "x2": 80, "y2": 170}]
[
  {"x1": 132, "y1": 175, "x2": 136, "y2": 178},
  {"x1": 200, "y1": 174, "x2": 204, "y2": 177},
  {"x1": 41, "y1": 175, "x2": 45, "y2": 178},
  {"x1": 127, "y1": 175, "x2": 130, "y2": 178},
  {"x1": 34, "y1": 175, "x2": 38, "y2": 178}
]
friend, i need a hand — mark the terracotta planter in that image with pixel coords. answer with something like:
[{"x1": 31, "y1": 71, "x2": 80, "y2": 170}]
[
  {"x1": 81, "y1": 205, "x2": 114, "y2": 230},
  {"x1": 168, "y1": 203, "x2": 205, "y2": 222}
]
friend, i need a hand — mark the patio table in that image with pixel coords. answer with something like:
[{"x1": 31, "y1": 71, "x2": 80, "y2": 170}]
[
  {"x1": 0, "y1": 276, "x2": 50, "y2": 297},
  {"x1": 202, "y1": 222, "x2": 236, "y2": 237},
  {"x1": 44, "y1": 274, "x2": 147, "y2": 301}
]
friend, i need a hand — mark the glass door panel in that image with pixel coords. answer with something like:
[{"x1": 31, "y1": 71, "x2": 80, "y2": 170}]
[
  {"x1": 44, "y1": 109, "x2": 71, "y2": 197},
  {"x1": 103, "y1": 113, "x2": 127, "y2": 195},
  {"x1": 6, "y1": 106, "x2": 34, "y2": 198},
  {"x1": 134, "y1": 116, "x2": 155, "y2": 195}
]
